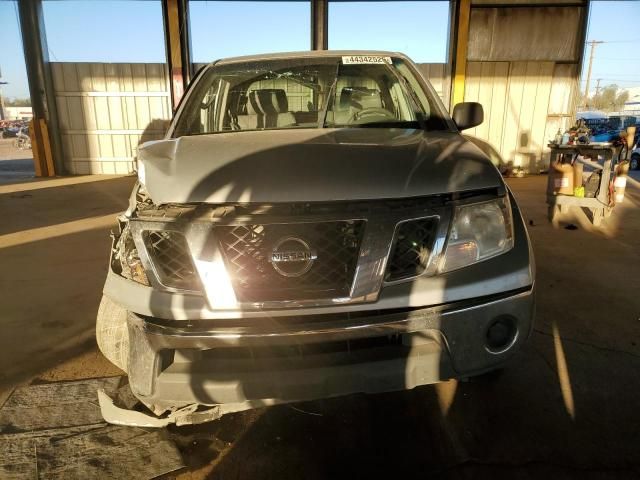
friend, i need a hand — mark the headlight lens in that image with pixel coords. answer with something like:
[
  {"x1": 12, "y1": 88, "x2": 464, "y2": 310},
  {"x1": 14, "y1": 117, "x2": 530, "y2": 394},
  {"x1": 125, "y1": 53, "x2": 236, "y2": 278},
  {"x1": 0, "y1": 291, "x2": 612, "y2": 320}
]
[
  {"x1": 440, "y1": 196, "x2": 514, "y2": 273},
  {"x1": 115, "y1": 225, "x2": 150, "y2": 286}
]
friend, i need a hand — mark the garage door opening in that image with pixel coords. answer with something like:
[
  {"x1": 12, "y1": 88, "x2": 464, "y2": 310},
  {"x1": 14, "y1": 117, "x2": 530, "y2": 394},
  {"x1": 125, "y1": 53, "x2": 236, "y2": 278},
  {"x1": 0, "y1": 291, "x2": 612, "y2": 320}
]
[
  {"x1": 41, "y1": 0, "x2": 169, "y2": 175},
  {"x1": 578, "y1": 1, "x2": 640, "y2": 147},
  {"x1": 328, "y1": 0, "x2": 450, "y2": 64},
  {"x1": 0, "y1": 1, "x2": 34, "y2": 182},
  {"x1": 189, "y1": 1, "x2": 311, "y2": 63}
]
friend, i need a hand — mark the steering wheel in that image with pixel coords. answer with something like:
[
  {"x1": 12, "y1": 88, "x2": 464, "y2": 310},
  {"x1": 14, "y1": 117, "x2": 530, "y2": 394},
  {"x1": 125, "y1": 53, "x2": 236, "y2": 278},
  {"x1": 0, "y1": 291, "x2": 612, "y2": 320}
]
[{"x1": 347, "y1": 107, "x2": 396, "y2": 125}]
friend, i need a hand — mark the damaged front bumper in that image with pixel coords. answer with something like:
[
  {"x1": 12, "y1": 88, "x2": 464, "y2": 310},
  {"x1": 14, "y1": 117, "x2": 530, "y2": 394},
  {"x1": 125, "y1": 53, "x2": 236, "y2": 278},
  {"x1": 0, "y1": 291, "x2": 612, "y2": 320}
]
[{"x1": 100, "y1": 287, "x2": 534, "y2": 427}]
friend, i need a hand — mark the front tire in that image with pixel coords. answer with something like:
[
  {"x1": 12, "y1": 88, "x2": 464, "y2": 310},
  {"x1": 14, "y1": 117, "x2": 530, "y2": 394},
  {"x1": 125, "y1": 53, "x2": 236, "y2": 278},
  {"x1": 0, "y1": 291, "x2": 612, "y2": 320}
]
[{"x1": 96, "y1": 295, "x2": 129, "y2": 371}]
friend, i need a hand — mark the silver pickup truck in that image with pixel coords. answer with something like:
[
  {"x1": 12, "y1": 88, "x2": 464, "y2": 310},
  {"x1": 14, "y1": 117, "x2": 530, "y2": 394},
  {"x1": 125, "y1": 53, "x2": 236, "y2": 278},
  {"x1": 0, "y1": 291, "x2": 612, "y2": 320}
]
[{"x1": 97, "y1": 51, "x2": 535, "y2": 427}]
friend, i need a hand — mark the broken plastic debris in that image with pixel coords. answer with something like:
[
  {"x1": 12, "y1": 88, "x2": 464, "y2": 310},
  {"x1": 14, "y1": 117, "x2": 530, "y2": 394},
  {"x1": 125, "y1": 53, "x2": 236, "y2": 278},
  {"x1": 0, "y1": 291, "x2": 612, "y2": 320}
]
[
  {"x1": 98, "y1": 389, "x2": 281, "y2": 427},
  {"x1": 98, "y1": 389, "x2": 196, "y2": 427}
]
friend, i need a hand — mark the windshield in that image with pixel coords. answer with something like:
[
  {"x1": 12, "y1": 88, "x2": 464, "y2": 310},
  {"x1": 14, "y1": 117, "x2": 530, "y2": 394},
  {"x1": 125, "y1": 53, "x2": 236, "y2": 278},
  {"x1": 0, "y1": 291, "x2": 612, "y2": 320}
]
[{"x1": 172, "y1": 55, "x2": 450, "y2": 137}]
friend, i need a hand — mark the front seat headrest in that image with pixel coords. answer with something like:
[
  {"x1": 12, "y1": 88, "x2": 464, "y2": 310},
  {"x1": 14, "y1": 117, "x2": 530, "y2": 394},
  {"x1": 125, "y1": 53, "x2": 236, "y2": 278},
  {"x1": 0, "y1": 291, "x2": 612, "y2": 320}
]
[{"x1": 251, "y1": 89, "x2": 289, "y2": 114}]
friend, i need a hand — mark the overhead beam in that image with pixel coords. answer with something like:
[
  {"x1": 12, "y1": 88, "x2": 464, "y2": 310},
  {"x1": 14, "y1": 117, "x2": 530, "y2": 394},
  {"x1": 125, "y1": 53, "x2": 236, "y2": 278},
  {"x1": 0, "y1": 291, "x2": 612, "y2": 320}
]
[
  {"x1": 162, "y1": 0, "x2": 191, "y2": 109},
  {"x1": 450, "y1": 0, "x2": 471, "y2": 108},
  {"x1": 18, "y1": 0, "x2": 64, "y2": 175},
  {"x1": 311, "y1": 0, "x2": 328, "y2": 50}
]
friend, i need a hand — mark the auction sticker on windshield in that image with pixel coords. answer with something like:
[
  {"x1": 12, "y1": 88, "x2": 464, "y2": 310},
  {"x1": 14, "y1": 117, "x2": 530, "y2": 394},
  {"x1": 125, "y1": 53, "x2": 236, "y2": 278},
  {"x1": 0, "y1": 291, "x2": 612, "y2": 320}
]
[{"x1": 342, "y1": 55, "x2": 392, "y2": 65}]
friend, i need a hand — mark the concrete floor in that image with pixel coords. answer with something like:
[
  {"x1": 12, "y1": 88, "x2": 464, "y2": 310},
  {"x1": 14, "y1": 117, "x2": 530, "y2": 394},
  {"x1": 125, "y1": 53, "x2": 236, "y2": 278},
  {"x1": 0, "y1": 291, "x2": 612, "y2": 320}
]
[{"x1": 0, "y1": 170, "x2": 639, "y2": 479}]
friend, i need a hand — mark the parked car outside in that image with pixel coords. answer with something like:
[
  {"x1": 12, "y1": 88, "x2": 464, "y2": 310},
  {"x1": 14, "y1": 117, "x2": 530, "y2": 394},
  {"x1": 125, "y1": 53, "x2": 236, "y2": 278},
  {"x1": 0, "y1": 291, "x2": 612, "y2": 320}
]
[
  {"x1": 631, "y1": 145, "x2": 639, "y2": 170},
  {"x1": 1, "y1": 126, "x2": 20, "y2": 138},
  {"x1": 96, "y1": 51, "x2": 535, "y2": 427}
]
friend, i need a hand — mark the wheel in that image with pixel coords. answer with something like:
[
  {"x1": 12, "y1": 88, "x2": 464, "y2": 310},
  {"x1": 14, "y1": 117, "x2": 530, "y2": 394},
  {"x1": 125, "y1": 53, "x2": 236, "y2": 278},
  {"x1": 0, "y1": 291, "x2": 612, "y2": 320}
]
[
  {"x1": 96, "y1": 295, "x2": 129, "y2": 371},
  {"x1": 631, "y1": 154, "x2": 640, "y2": 171}
]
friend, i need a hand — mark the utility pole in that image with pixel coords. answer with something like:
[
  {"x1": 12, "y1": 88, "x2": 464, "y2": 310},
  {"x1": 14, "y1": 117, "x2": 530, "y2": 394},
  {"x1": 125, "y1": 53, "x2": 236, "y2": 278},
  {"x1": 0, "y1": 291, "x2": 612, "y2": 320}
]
[
  {"x1": 0, "y1": 84, "x2": 6, "y2": 121},
  {"x1": 595, "y1": 78, "x2": 602, "y2": 97},
  {"x1": 0, "y1": 65, "x2": 6, "y2": 120},
  {"x1": 584, "y1": 40, "x2": 604, "y2": 102}
]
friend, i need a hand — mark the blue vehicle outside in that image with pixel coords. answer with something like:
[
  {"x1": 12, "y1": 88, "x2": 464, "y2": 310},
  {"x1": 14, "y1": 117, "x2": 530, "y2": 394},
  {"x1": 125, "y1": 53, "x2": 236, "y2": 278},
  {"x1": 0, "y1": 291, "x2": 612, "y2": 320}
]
[{"x1": 578, "y1": 113, "x2": 637, "y2": 143}]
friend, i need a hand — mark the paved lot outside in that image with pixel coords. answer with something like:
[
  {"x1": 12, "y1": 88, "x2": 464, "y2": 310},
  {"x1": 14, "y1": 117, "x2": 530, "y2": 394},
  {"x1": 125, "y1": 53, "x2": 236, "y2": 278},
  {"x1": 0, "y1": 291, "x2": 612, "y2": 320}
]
[
  {"x1": 0, "y1": 138, "x2": 35, "y2": 184},
  {"x1": 0, "y1": 138, "x2": 35, "y2": 183},
  {"x1": 0, "y1": 173, "x2": 639, "y2": 479}
]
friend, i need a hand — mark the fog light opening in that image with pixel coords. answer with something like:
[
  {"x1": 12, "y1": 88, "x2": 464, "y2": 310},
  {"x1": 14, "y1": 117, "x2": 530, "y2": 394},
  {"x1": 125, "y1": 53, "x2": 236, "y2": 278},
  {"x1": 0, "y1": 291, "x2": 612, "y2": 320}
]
[{"x1": 485, "y1": 316, "x2": 518, "y2": 353}]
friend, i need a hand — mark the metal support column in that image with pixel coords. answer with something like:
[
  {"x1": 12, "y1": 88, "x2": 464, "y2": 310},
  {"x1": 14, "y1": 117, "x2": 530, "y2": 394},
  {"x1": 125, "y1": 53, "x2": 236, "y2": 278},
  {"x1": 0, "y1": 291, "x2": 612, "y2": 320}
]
[
  {"x1": 18, "y1": 0, "x2": 64, "y2": 175},
  {"x1": 575, "y1": 1, "x2": 591, "y2": 111},
  {"x1": 450, "y1": 0, "x2": 471, "y2": 109},
  {"x1": 311, "y1": 0, "x2": 328, "y2": 50},
  {"x1": 162, "y1": 0, "x2": 192, "y2": 110}
]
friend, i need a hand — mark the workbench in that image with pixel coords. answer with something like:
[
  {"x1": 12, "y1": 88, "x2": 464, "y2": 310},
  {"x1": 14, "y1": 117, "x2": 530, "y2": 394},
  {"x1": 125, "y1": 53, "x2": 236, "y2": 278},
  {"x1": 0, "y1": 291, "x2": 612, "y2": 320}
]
[{"x1": 546, "y1": 143, "x2": 618, "y2": 226}]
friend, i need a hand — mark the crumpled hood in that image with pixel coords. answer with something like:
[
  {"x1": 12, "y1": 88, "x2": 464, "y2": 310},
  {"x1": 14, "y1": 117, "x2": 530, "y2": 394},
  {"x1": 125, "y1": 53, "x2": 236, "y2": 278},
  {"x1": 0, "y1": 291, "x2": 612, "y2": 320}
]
[{"x1": 138, "y1": 128, "x2": 504, "y2": 204}]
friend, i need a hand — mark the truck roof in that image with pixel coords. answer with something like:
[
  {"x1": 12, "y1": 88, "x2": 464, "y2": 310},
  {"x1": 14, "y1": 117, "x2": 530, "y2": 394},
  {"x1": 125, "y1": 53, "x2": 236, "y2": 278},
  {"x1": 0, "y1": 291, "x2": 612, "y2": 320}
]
[{"x1": 215, "y1": 50, "x2": 410, "y2": 66}]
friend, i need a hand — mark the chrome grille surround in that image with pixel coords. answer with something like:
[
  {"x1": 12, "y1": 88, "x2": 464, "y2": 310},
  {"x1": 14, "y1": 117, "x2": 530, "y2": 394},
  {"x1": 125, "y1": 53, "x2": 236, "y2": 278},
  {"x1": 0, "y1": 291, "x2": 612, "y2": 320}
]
[{"x1": 128, "y1": 196, "x2": 462, "y2": 309}]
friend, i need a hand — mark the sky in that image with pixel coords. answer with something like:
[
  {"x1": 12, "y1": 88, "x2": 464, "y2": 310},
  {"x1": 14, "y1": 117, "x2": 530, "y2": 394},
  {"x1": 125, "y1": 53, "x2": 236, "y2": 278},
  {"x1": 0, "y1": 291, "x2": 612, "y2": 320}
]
[
  {"x1": 190, "y1": 1, "x2": 449, "y2": 62},
  {"x1": 0, "y1": 0, "x2": 638, "y2": 101},
  {"x1": 0, "y1": 0, "x2": 166, "y2": 98},
  {"x1": 580, "y1": 1, "x2": 640, "y2": 97}
]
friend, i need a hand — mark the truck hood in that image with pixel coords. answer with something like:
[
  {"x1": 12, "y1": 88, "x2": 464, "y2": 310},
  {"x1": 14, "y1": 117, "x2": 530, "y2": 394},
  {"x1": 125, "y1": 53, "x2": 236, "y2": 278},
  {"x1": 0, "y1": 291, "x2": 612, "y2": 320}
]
[{"x1": 138, "y1": 128, "x2": 503, "y2": 204}]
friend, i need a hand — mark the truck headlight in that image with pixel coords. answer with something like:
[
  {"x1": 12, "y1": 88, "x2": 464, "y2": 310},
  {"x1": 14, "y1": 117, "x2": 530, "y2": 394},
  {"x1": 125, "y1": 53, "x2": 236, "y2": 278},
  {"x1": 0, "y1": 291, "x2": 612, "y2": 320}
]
[
  {"x1": 440, "y1": 196, "x2": 514, "y2": 273},
  {"x1": 114, "y1": 225, "x2": 150, "y2": 286}
]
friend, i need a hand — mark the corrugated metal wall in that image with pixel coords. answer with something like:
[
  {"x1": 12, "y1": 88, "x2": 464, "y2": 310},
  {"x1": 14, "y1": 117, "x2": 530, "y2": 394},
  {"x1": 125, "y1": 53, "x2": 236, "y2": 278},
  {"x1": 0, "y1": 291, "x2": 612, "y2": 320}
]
[
  {"x1": 463, "y1": 3, "x2": 584, "y2": 171},
  {"x1": 464, "y1": 61, "x2": 577, "y2": 172},
  {"x1": 467, "y1": 7, "x2": 583, "y2": 62},
  {"x1": 51, "y1": 63, "x2": 171, "y2": 174}
]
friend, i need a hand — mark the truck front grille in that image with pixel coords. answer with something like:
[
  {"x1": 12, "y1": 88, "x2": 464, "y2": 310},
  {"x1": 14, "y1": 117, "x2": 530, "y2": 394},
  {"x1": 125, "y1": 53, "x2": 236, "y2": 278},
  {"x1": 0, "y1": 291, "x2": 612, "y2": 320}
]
[
  {"x1": 216, "y1": 221, "x2": 366, "y2": 302},
  {"x1": 385, "y1": 217, "x2": 439, "y2": 282}
]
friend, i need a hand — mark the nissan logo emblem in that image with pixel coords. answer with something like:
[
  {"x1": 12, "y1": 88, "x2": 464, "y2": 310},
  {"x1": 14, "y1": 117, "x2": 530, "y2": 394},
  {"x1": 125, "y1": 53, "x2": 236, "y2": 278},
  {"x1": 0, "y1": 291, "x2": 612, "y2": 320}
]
[{"x1": 269, "y1": 237, "x2": 317, "y2": 277}]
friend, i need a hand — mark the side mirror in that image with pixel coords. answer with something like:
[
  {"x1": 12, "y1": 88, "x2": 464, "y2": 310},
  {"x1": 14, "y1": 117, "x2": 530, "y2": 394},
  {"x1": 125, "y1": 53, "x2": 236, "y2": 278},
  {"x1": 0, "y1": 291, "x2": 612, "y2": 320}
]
[{"x1": 452, "y1": 102, "x2": 484, "y2": 131}]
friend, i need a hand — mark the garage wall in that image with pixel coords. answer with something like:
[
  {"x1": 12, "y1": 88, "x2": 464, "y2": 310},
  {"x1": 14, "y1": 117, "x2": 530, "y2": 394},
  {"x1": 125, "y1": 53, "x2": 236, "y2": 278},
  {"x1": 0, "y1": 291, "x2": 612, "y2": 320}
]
[
  {"x1": 462, "y1": 2, "x2": 585, "y2": 171},
  {"x1": 51, "y1": 63, "x2": 171, "y2": 174},
  {"x1": 464, "y1": 61, "x2": 577, "y2": 172},
  {"x1": 467, "y1": 7, "x2": 583, "y2": 62}
]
